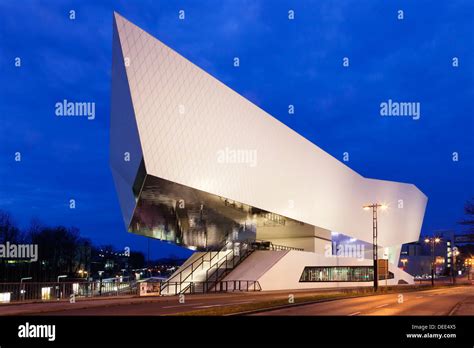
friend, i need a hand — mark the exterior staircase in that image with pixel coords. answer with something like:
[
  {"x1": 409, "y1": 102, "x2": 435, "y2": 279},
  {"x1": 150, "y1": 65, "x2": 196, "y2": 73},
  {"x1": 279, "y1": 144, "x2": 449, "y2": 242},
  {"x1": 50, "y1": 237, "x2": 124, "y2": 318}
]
[
  {"x1": 160, "y1": 239, "x2": 303, "y2": 295},
  {"x1": 160, "y1": 240, "x2": 255, "y2": 295}
]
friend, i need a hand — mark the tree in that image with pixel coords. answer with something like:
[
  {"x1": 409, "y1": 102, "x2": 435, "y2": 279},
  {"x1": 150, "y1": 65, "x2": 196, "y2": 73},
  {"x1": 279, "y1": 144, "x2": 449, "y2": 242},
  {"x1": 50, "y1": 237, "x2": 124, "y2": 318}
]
[
  {"x1": 460, "y1": 198, "x2": 474, "y2": 232},
  {"x1": 29, "y1": 226, "x2": 81, "y2": 281},
  {"x1": 0, "y1": 210, "x2": 23, "y2": 244},
  {"x1": 76, "y1": 237, "x2": 92, "y2": 275},
  {"x1": 0, "y1": 211, "x2": 25, "y2": 281},
  {"x1": 129, "y1": 251, "x2": 145, "y2": 269}
]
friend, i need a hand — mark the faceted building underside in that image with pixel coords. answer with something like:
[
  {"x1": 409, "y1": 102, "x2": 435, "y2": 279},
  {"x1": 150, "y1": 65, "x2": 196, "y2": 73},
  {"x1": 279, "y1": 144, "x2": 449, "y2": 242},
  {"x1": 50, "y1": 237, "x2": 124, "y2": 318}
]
[
  {"x1": 110, "y1": 12, "x2": 428, "y2": 289},
  {"x1": 130, "y1": 174, "x2": 323, "y2": 251}
]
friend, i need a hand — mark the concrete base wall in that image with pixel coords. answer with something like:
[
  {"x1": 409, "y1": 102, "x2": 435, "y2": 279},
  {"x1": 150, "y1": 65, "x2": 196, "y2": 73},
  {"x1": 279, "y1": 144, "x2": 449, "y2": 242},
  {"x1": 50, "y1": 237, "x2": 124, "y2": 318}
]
[{"x1": 223, "y1": 250, "x2": 414, "y2": 291}]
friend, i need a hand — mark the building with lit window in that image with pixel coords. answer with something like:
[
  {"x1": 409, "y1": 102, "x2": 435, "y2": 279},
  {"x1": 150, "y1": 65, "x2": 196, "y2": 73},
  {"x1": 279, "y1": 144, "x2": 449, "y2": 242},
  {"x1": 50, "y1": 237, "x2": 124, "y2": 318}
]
[
  {"x1": 110, "y1": 13, "x2": 428, "y2": 293},
  {"x1": 399, "y1": 232, "x2": 456, "y2": 278}
]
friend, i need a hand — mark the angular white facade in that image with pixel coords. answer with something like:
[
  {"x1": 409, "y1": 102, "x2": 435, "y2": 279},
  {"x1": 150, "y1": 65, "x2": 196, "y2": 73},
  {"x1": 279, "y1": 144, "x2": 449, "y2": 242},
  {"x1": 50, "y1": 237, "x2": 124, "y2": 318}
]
[
  {"x1": 222, "y1": 250, "x2": 415, "y2": 290},
  {"x1": 110, "y1": 13, "x2": 427, "y2": 288}
]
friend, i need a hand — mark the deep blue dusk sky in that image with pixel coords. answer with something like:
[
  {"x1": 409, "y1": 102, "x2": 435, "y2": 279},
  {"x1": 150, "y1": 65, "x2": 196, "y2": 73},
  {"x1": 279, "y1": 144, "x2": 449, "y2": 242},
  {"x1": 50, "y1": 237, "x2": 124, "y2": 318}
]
[{"x1": 0, "y1": 0, "x2": 473, "y2": 258}]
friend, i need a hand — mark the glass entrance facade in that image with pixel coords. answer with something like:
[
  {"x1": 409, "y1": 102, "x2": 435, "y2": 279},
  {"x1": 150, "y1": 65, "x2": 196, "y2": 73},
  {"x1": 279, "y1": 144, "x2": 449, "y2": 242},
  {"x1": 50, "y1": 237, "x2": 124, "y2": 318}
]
[{"x1": 299, "y1": 266, "x2": 394, "y2": 282}]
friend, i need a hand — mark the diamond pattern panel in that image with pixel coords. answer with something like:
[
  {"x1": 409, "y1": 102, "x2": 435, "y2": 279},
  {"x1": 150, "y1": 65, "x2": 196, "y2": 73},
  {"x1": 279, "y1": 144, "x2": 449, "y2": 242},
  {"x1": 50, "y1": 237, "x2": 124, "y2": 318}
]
[{"x1": 112, "y1": 13, "x2": 427, "y2": 248}]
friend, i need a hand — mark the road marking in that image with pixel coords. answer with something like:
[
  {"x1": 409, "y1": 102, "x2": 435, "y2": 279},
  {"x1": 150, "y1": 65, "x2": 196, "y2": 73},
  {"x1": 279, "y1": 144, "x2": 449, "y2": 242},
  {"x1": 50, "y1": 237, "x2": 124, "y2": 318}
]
[
  {"x1": 196, "y1": 300, "x2": 254, "y2": 309},
  {"x1": 348, "y1": 311, "x2": 361, "y2": 316},
  {"x1": 448, "y1": 301, "x2": 464, "y2": 316},
  {"x1": 375, "y1": 303, "x2": 389, "y2": 309},
  {"x1": 195, "y1": 304, "x2": 223, "y2": 309},
  {"x1": 229, "y1": 300, "x2": 254, "y2": 305},
  {"x1": 416, "y1": 296, "x2": 423, "y2": 299},
  {"x1": 162, "y1": 303, "x2": 204, "y2": 309}
]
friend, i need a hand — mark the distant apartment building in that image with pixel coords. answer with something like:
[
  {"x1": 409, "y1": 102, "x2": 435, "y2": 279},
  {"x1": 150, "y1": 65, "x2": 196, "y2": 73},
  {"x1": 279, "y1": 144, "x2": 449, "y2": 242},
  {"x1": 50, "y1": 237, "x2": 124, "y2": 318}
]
[{"x1": 399, "y1": 231, "x2": 456, "y2": 277}]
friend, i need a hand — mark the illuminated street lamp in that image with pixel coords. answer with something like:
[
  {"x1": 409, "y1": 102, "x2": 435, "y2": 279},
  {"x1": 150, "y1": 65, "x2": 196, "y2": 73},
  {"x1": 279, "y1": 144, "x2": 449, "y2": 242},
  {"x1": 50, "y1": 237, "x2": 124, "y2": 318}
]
[
  {"x1": 77, "y1": 269, "x2": 88, "y2": 279},
  {"x1": 363, "y1": 203, "x2": 388, "y2": 291},
  {"x1": 400, "y1": 258, "x2": 408, "y2": 270},
  {"x1": 452, "y1": 247, "x2": 459, "y2": 284},
  {"x1": 20, "y1": 277, "x2": 32, "y2": 284},
  {"x1": 465, "y1": 258, "x2": 473, "y2": 280},
  {"x1": 98, "y1": 271, "x2": 104, "y2": 296},
  {"x1": 424, "y1": 237, "x2": 441, "y2": 287},
  {"x1": 20, "y1": 277, "x2": 32, "y2": 301}
]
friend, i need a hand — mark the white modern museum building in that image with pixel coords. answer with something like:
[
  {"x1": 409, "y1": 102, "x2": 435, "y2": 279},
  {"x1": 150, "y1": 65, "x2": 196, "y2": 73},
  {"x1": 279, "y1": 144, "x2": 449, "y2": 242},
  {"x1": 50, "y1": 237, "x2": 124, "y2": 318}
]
[{"x1": 110, "y1": 13, "x2": 428, "y2": 294}]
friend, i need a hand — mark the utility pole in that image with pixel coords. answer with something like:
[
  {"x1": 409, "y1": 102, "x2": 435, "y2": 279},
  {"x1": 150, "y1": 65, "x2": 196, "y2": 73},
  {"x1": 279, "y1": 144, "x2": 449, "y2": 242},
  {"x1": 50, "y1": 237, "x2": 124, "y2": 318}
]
[
  {"x1": 452, "y1": 246, "x2": 459, "y2": 285},
  {"x1": 372, "y1": 205, "x2": 378, "y2": 291},
  {"x1": 424, "y1": 237, "x2": 440, "y2": 287},
  {"x1": 363, "y1": 203, "x2": 388, "y2": 292},
  {"x1": 431, "y1": 241, "x2": 435, "y2": 286},
  {"x1": 147, "y1": 237, "x2": 150, "y2": 278}
]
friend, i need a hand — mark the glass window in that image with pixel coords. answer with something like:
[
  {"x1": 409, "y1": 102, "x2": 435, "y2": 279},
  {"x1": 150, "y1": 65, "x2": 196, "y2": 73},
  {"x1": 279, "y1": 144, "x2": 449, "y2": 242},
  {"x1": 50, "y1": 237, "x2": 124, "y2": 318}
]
[{"x1": 299, "y1": 266, "x2": 394, "y2": 282}]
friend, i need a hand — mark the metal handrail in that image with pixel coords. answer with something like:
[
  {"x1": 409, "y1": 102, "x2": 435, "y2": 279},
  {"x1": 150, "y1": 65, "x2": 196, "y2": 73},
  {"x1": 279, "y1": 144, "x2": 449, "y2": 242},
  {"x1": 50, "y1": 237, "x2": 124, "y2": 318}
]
[
  {"x1": 161, "y1": 239, "x2": 231, "y2": 293},
  {"x1": 251, "y1": 239, "x2": 304, "y2": 251},
  {"x1": 162, "y1": 238, "x2": 301, "y2": 294},
  {"x1": 205, "y1": 240, "x2": 252, "y2": 283},
  {"x1": 166, "y1": 280, "x2": 261, "y2": 295},
  {"x1": 0, "y1": 280, "x2": 139, "y2": 302},
  {"x1": 178, "y1": 241, "x2": 233, "y2": 282}
]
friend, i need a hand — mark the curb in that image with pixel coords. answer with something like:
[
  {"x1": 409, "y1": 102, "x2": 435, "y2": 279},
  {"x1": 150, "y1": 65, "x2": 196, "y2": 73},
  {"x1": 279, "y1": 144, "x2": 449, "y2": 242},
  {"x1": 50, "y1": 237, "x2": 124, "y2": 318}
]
[
  {"x1": 224, "y1": 294, "x2": 371, "y2": 316},
  {"x1": 225, "y1": 284, "x2": 471, "y2": 316}
]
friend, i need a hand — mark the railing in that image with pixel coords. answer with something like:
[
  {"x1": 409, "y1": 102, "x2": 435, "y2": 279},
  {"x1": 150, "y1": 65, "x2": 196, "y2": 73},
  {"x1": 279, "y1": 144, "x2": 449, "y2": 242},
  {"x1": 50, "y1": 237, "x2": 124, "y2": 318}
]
[
  {"x1": 0, "y1": 280, "x2": 138, "y2": 303},
  {"x1": 169, "y1": 250, "x2": 228, "y2": 292},
  {"x1": 251, "y1": 239, "x2": 304, "y2": 251},
  {"x1": 205, "y1": 240, "x2": 254, "y2": 287},
  {"x1": 160, "y1": 238, "x2": 302, "y2": 295},
  {"x1": 163, "y1": 280, "x2": 261, "y2": 295},
  {"x1": 205, "y1": 252, "x2": 233, "y2": 284},
  {"x1": 160, "y1": 240, "x2": 232, "y2": 294}
]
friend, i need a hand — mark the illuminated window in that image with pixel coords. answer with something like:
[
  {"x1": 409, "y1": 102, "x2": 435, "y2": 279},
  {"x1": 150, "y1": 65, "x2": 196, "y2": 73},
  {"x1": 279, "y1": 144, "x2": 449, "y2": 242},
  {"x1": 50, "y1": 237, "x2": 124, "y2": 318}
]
[
  {"x1": 299, "y1": 266, "x2": 394, "y2": 282},
  {"x1": 41, "y1": 287, "x2": 51, "y2": 300}
]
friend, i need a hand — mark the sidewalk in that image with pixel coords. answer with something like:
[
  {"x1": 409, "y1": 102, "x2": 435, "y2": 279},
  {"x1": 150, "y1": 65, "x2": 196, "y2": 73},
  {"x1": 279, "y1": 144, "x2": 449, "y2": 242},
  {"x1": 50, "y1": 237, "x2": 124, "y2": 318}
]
[
  {"x1": 0, "y1": 291, "x2": 254, "y2": 315},
  {"x1": 0, "y1": 295, "x2": 156, "y2": 315},
  {"x1": 1, "y1": 284, "x2": 469, "y2": 316}
]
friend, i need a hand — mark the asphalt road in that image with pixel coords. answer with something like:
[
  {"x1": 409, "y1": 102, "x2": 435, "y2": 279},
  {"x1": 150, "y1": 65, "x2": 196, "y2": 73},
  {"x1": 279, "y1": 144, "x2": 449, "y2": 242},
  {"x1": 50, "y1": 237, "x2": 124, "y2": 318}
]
[
  {"x1": 0, "y1": 288, "x2": 334, "y2": 316},
  {"x1": 1, "y1": 286, "x2": 472, "y2": 316},
  {"x1": 251, "y1": 286, "x2": 474, "y2": 316}
]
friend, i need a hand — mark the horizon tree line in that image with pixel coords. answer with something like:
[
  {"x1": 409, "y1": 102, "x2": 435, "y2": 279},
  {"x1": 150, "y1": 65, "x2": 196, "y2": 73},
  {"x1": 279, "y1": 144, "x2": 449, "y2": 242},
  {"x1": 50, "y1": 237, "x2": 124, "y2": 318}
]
[
  {"x1": 0, "y1": 210, "x2": 146, "y2": 282},
  {"x1": 0, "y1": 198, "x2": 473, "y2": 282}
]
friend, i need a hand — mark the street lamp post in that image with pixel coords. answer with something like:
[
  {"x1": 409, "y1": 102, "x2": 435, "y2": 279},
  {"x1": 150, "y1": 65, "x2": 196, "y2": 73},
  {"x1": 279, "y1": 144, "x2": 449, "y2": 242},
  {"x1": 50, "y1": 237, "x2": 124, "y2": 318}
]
[
  {"x1": 57, "y1": 275, "x2": 67, "y2": 300},
  {"x1": 424, "y1": 237, "x2": 440, "y2": 287},
  {"x1": 469, "y1": 262, "x2": 471, "y2": 281},
  {"x1": 98, "y1": 271, "x2": 104, "y2": 296},
  {"x1": 452, "y1": 247, "x2": 459, "y2": 285},
  {"x1": 465, "y1": 258, "x2": 473, "y2": 280},
  {"x1": 470, "y1": 259, "x2": 473, "y2": 281},
  {"x1": 20, "y1": 277, "x2": 32, "y2": 301},
  {"x1": 363, "y1": 203, "x2": 388, "y2": 292}
]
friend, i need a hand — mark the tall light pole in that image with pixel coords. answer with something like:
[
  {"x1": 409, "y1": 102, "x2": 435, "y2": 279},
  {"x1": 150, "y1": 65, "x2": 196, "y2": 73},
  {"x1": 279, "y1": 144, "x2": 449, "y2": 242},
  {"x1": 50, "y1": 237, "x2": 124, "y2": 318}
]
[
  {"x1": 57, "y1": 275, "x2": 67, "y2": 300},
  {"x1": 363, "y1": 203, "x2": 388, "y2": 292},
  {"x1": 452, "y1": 247, "x2": 459, "y2": 285},
  {"x1": 20, "y1": 277, "x2": 32, "y2": 301},
  {"x1": 464, "y1": 258, "x2": 473, "y2": 280},
  {"x1": 424, "y1": 237, "x2": 440, "y2": 287},
  {"x1": 400, "y1": 258, "x2": 408, "y2": 271}
]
